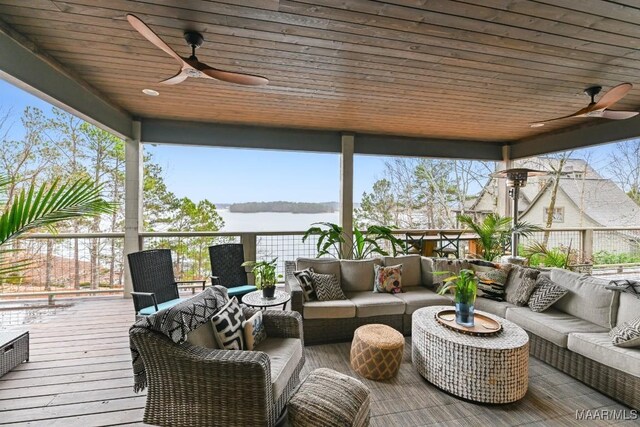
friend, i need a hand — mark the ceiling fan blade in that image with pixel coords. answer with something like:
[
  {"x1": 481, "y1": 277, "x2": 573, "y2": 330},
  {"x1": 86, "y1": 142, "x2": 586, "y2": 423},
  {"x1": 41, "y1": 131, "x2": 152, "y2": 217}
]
[
  {"x1": 200, "y1": 65, "x2": 268, "y2": 86},
  {"x1": 594, "y1": 83, "x2": 633, "y2": 110},
  {"x1": 159, "y1": 69, "x2": 189, "y2": 85},
  {"x1": 530, "y1": 106, "x2": 592, "y2": 127},
  {"x1": 600, "y1": 110, "x2": 639, "y2": 120},
  {"x1": 127, "y1": 14, "x2": 184, "y2": 65}
]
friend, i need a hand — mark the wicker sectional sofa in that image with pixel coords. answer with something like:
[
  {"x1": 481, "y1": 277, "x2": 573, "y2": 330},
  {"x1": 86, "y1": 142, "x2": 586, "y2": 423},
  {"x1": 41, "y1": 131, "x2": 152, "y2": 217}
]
[{"x1": 285, "y1": 255, "x2": 640, "y2": 409}]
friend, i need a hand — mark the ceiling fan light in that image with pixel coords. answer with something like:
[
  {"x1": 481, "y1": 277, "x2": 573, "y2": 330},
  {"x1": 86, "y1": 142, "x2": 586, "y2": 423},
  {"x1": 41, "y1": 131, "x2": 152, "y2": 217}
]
[
  {"x1": 142, "y1": 88, "x2": 160, "y2": 96},
  {"x1": 530, "y1": 123, "x2": 545, "y2": 128}
]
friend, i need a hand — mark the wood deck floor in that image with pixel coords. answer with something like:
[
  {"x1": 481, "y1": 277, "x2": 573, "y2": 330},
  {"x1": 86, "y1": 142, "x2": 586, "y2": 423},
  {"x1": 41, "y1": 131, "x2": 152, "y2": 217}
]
[{"x1": 0, "y1": 297, "x2": 636, "y2": 426}]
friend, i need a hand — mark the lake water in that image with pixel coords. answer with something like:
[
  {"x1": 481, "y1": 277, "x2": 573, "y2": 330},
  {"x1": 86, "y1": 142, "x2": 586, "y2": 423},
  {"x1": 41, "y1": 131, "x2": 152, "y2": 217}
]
[{"x1": 216, "y1": 209, "x2": 340, "y2": 232}]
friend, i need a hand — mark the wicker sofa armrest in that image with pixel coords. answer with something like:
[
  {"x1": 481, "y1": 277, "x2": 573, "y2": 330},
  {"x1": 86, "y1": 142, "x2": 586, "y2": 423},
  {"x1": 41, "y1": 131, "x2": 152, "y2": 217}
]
[
  {"x1": 243, "y1": 308, "x2": 303, "y2": 342},
  {"x1": 286, "y1": 276, "x2": 304, "y2": 314}
]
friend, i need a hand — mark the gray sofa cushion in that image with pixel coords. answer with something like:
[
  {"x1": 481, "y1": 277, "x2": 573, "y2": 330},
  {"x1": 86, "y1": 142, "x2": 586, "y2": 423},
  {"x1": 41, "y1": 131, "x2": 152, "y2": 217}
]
[
  {"x1": 420, "y1": 257, "x2": 435, "y2": 288},
  {"x1": 391, "y1": 286, "x2": 452, "y2": 314},
  {"x1": 549, "y1": 268, "x2": 614, "y2": 329},
  {"x1": 615, "y1": 292, "x2": 640, "y2": 327},
  {"x1": 186, "y1": 321, "x2": 219, "y2": 349},
  {"x1": 506, "y1": 307, "x2": 608, "y2": 348},
  {"x1": 340, "y1": 258, "x2": 382, "y2": 292},
  {"x1": 474, "y1": 298, "x2": 517, "y2": 318},
  {"x1": 259, "y1": 337, "x2": 304, "y2": 400},
  {"x1": 345, "y1": 291, "x2": 405, "y2": 317},
  {"x1": 297, "y1": 258, "x2": 341, "y2": 287},
  {"x1": 303, "y1": 300, "x2": 356, "y2": 319},
  {"x1": 568, "y1": 333, "x2": 640, "y2": 378},
  {"x1": 383, "y1": 255, "x2": 421, "y2": 287}
]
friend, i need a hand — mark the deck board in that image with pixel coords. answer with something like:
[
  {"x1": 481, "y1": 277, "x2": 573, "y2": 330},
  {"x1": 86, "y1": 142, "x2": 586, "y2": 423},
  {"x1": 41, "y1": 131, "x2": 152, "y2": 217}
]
[{"x1": 0, "y1": 297, "x2": 635, "y2": 426}]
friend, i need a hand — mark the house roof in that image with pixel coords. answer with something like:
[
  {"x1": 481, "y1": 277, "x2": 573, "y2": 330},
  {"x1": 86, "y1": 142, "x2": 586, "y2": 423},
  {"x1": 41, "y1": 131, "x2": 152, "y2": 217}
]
[
  {"x1": 1, "y1": 1, "x2": 640, "y2": 157},
  {"x1": 558, "y1": 178, "x2": 640, "y2": 227}
]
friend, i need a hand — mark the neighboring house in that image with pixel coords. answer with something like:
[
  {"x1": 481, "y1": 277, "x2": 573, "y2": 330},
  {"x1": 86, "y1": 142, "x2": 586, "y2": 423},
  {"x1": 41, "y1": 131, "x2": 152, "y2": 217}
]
[{"x1": 466, "y1": 157, "x2": 640, "y2": 254}]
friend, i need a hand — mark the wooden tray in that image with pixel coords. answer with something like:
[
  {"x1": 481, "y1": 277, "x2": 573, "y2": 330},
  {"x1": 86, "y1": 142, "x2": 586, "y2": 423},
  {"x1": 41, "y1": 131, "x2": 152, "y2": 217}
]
[{"x1": 435, "y1": 309, "x2": 502, "y2": 336}]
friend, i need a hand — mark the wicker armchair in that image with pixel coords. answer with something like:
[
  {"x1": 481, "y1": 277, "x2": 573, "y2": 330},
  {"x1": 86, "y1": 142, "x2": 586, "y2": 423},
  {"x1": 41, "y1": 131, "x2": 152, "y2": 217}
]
[
  {"x1": 208, "y1": 243, "x2": 257, "y2": 299},
  {"x1": 128, "y1": 249, "x2": 206, "y2": 316},
  {"x1": 130, "y1": 308, "x2": 305, "y2": 427}
]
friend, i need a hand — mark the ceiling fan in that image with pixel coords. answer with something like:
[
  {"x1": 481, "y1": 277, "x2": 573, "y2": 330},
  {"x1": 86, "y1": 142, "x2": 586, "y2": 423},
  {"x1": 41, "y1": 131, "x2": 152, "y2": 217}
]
[
  {"x1": 530, "y1": 83, "x2": 638, "y2": 127},
  {"x1": 126, "y1": 14, "x2": 268, "y2": 86}
]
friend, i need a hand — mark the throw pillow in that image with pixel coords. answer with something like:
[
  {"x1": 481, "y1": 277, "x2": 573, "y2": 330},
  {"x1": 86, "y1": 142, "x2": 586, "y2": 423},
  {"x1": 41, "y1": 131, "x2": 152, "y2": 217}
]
[
  {"x1": 243, "y1": 311, "x2": 267, "y2": 350},
  {"x1": 211, "y1": 297, "x2": 245, "y2": 350},
  {"x1": 505, "y1": 265, "x2": 541, "y2": 306},
  {"x1": 311, "y1": 271, "x2": 346, "y2": 301},
  {"x1": 606, "y1": 279, "x2": 640, "y2": 297},
  {"x1": 373, "y1": 264, "x2": 403, "y2": 294},
  {"x1": 609, "y1": 316, "x2": 640, "y2": 348},
  {"x1": 294, "y1": 267, "x2": 316, "y2": 301},
  {"x1": 528, "y1": 276, "x2": 568, "y2": 313},
  {"x1": 470, "y1": 261, "x2": 511, "y2": 302}
]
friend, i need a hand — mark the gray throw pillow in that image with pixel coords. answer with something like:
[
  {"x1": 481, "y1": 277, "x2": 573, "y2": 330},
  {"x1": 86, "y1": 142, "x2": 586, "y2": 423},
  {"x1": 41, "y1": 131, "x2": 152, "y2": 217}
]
[
  {"x1": 610, "y1": 316, "x2": 640, "y2": 348},
  {"x1": 528, "y1": 276, "x2": 568, "y2": 313},
  {"x1": 506, "y1": 266, "x2": 540, "y2": 306},
  {"x1": 311, "y1": 271, "x2": 346, "y2": 301}
]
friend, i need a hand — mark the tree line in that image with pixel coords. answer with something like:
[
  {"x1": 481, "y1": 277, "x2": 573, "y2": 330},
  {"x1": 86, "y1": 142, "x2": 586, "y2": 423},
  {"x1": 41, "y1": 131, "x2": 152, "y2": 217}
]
[
  {"x1": 1, "y1": 105, "x2": 224, "y2": 289},
  {"x1": 230, "y1": 201, "x2": 336, "y2": 213}
]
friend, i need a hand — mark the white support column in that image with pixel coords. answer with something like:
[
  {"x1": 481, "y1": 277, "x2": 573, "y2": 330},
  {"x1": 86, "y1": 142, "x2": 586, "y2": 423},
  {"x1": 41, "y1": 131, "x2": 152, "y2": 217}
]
[
  {"x1": 340, "y1": 134, "x2": 355, "y2": 259},
  {"x1": 498, "y1": 145, "x2": 513, "y2": 217},
  {"x1": 123, "y1": 121, "x2": 143, "y2": 298}
]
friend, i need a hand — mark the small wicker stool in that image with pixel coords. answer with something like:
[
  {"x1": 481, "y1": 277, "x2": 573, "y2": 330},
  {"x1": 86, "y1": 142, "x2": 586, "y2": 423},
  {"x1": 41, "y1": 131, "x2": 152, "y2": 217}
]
[
  {"x1": 288, "y1": 368, "x2": 370, "y2": 427},
  {"x1": 350, "y1": 324, "x2": 404, "y2": 380}
]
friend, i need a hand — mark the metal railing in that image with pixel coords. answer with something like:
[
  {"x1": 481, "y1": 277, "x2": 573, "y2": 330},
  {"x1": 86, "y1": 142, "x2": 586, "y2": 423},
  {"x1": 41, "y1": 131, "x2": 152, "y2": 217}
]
[{"x1": 2, "y1": 227, "x2": 639, "y2": 301}]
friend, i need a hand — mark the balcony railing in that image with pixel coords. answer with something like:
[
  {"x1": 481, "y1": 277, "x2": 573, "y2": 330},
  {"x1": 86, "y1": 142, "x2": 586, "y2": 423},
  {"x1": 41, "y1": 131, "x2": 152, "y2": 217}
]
[{"x1": 2, "y1": 227, "x2": 638, "y2": 301}]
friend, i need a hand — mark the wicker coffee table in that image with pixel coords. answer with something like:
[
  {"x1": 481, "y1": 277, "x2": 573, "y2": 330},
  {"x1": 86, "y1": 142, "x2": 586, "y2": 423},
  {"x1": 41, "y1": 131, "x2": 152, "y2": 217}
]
[{"x1": 412, "y1": 306, "x2": 529, "y2": 404}]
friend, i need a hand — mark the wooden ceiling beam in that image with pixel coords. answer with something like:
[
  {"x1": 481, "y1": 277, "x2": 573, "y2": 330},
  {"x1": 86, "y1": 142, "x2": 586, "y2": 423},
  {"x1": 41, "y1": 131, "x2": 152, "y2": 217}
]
[
  {"x1": 141, "y1": 118, "x2": 504, "y2": 160},
  {"x1": 0, "y1": 19, "x2": 133, "y2": 139},
  {"x1": 510, "y1": 117, "x2": 640, "y2": 159}
]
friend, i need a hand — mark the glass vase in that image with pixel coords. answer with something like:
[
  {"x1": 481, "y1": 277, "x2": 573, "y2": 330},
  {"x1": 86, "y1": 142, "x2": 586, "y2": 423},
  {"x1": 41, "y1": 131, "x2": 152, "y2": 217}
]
[{"x1": 455, "y1": 302, "x2": 475, "y2": 327}]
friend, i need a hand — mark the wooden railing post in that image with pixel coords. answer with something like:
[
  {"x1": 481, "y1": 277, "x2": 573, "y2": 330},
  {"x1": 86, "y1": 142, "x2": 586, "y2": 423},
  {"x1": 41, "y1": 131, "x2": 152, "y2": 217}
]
[
  {"x1": 582, "y1": 228, "x2": 593, "y2": 263},
  {"x1": 241, "y1": 233, "x2": 257, "y2": 285}
]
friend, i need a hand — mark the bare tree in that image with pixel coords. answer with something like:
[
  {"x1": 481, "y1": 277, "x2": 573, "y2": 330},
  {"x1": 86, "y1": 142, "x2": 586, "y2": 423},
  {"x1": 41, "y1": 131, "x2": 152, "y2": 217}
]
[{"x1": 607, "y1": 139, "x2": 640, "y2": 206}]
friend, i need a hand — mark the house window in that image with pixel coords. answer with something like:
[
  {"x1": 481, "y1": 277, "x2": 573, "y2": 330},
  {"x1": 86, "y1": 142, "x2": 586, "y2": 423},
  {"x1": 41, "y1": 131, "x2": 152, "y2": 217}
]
[{"x1": 544, "y1": 207, "x2": 564, "y2": 223}]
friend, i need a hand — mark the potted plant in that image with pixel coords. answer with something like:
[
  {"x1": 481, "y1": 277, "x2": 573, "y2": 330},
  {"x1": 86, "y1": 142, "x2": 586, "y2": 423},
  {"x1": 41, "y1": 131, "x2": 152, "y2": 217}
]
[
  {"x1": 437, "y1": 269, "x2": 478, "y2": 327},
  {"x1": 242, "y1": 258, "x2": 278, "y2": 298},
  {"x1": 458, "y1": 213, "x2": 541, "y2": 261},
  {"x1": 302, "y1": 222, "x2": 405, "y2": 259}
]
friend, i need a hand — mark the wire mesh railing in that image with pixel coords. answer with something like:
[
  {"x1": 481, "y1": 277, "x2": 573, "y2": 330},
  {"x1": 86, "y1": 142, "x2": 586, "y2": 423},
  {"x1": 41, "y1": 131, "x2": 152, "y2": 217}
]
[{"x1": 3, "y1": 227, "x2": 640, "y2": 302}]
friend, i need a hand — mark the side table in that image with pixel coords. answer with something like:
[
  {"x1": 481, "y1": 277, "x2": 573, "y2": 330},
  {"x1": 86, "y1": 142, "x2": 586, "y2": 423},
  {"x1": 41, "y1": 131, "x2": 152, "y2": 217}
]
[
  {"x1": 1, "y1": 331, "x2": 29, "y2": 377},
  {"x1": 242, "y1": 290, "x2": 291, "y2": 310}
]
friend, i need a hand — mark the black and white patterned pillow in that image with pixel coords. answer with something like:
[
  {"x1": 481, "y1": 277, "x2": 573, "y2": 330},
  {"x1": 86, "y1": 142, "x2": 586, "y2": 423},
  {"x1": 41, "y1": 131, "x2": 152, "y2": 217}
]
[
  {"x1": 310, "y1": 271, "x2": 346, "y2": 301},
  {"x1": 528, "y1": 276, "x2": 568, "y2": 313},
  {"x1": 606, "y1": 279, "x2": 640, "y2": 297},
  {"x1": 506, "y1": 266, "x2": 540, "y2": 306},
  {"x1": 211, "y1": 297, "x2": 245, "y2": 350},
  {"x1": 610, "y1": 316, "x2": 640, "y2": 348},
  {"x1": 294, "y1": 268, "x2": 316, "y2": 301}
]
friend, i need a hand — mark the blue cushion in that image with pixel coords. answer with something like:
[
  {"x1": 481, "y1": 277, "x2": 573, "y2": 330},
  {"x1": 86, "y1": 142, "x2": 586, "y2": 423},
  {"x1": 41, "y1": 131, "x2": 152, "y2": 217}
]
[
  {"x1": 227, "y1": 285, "x2": 257, "y2": 298},
  {"x1": 139, "y1": 298, "x2": 183, "y2": 316}
]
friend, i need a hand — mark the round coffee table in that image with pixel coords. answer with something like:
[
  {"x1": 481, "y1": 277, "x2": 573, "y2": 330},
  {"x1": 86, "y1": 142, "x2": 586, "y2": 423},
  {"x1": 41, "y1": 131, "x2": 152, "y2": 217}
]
[
  {"x1": 242, "y1": 290, "x2": 290, "y2": 310},
  {"x1": 412, "y1": 306, "x2": 529, "y2": 404}
]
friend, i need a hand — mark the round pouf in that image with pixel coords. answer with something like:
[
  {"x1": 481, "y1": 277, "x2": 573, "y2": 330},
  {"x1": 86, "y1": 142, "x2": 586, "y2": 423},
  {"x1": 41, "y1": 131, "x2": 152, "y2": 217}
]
[
  {"x1": 350, "y1": 324, "x2": 404, "y2": 381},
  {"x1": 288, "y1": 368, "x2": 370, "y2": 427}
]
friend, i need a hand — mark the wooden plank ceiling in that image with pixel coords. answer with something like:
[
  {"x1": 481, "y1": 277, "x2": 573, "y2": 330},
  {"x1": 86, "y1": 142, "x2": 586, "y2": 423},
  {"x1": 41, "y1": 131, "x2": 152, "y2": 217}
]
[{"x1": 1, "y1": 0, "x2": 640, "y2": 142}]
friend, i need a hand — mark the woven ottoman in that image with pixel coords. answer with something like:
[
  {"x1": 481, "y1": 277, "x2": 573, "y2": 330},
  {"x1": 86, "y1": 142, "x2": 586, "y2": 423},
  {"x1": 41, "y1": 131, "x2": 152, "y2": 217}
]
[
  {"x1": 287, "y1": 368, "x2": 370, "y2": 427},
  {"x1": 350, "y1": 324, "x2": 404, "y2": 380}
]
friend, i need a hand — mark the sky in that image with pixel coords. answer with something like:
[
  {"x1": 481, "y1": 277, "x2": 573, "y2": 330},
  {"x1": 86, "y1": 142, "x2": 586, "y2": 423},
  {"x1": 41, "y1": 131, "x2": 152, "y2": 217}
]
[{"x1": 0, "y1": 78, "x2": 622, "y2": 203}]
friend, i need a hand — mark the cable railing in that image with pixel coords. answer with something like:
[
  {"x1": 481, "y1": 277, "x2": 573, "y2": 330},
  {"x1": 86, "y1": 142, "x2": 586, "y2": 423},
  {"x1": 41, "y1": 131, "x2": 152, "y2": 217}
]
[{"x1": 2, "y1": 227, "x2": 639, "y2": 301}]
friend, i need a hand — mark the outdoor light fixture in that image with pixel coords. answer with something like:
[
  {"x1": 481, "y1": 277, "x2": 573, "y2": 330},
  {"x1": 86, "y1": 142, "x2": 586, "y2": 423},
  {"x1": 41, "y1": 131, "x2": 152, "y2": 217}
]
[
  {"x1": 142, "y1": 88, "x2": 159, "y2": 96},
  {"x1": 491, "y1": 168, "x2": 547, "y2": 257}
]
